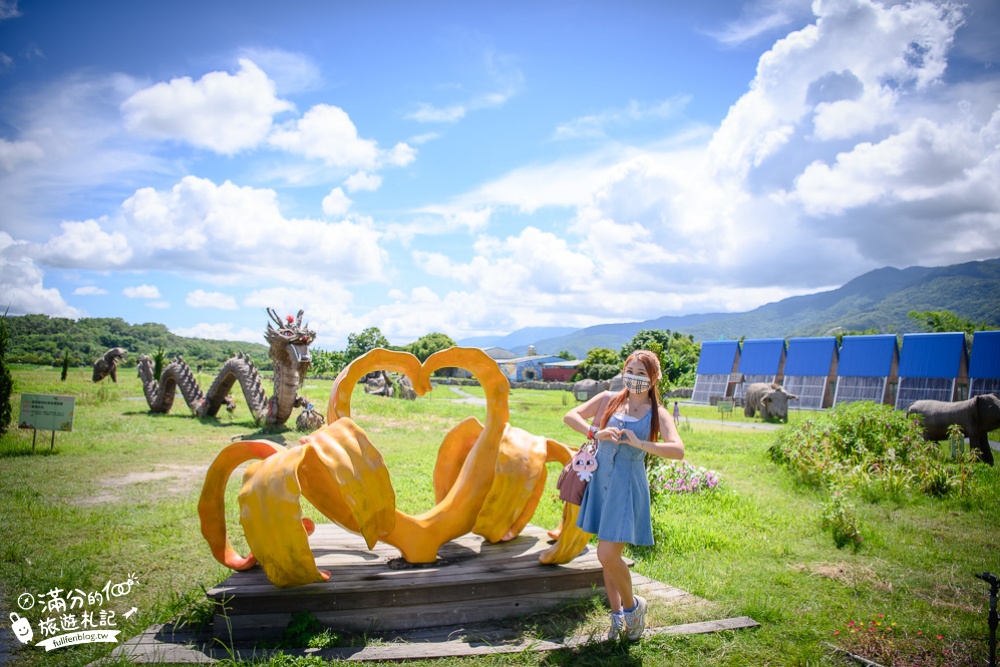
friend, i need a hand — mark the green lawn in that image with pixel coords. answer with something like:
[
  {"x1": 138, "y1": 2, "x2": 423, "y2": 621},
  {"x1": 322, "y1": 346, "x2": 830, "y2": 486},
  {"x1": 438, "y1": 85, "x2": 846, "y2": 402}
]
[{"x1": 1, "y1": 366, "x2": 997, "y2": 666}]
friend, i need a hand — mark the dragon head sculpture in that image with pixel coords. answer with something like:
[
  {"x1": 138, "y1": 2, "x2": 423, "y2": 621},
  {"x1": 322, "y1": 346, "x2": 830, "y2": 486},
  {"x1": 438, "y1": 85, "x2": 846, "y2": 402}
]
[{"x1": 265, "y1": 308, "x2": 316, "y2": 377}]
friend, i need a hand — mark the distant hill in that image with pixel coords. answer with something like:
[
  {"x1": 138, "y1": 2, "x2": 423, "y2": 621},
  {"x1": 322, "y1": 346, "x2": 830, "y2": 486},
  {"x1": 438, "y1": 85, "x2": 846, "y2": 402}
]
[
  {"x1": 457, "y1": 326, "x2": 580, "y2": 350},
  {"x1": 4, "y1": 314, "x2": 272, "y2": 369},
  {"x1": 503, "y1": 258, "x2": 1000, "y2": 358}
]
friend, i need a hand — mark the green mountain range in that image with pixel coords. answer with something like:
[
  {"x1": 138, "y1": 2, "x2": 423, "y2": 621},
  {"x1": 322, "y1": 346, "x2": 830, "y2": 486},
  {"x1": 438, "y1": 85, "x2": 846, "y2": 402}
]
[{"x1": 498, "y1": 257, "x2": 1000, "y2": 357}]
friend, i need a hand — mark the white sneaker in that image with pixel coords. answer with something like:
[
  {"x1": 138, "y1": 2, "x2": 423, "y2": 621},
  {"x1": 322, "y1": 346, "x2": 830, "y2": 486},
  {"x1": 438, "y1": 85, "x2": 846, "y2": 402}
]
[
  {"x1": 607, "y1": 611, "x2": 626, "y2": 641},
  {"x1": 624, "y1": 595, "x2": 647, "y2": 641}
]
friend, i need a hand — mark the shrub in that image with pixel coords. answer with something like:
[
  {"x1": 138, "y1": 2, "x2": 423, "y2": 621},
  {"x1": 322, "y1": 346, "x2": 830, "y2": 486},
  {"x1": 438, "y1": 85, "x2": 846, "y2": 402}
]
[
  {"x1": 821, "y1": 490, "x2": 863, "y2": 551},
  {"x1": 0, "y1": 312, "x2": 13, "y2": 435},
  {"x1": 768, "y1": 401, "x2": 962, "y2": 500}
]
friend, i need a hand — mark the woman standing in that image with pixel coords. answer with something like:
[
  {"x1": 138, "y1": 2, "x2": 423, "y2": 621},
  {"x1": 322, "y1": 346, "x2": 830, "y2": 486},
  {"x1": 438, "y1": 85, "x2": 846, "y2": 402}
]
[{"x1": 564, "y1": 350, "x2": 684, "y2": 641}]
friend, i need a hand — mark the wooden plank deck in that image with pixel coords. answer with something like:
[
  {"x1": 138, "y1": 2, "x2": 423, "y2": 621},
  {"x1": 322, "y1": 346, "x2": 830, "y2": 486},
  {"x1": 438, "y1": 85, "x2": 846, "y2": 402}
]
[
  {"x1": 97, "y1": 523, "x2": 760, "y2": 663},
  {"x1": 208, "y1": 523, "x2": 610, "y2": 638}
]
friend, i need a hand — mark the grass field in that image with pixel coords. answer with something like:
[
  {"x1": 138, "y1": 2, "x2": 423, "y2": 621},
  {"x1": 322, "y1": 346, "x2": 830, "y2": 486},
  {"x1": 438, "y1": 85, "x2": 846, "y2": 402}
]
[{"x1": 1, "y1": 365, "x2": 998, "y2": 666}]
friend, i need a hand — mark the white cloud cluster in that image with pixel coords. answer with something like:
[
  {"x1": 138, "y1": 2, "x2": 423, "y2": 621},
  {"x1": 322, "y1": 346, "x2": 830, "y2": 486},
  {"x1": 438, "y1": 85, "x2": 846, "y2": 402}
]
[
  {"x1": 36, "y1": 175, "x2": 389, "y2": 290},
  {"x1": 0, "y1": 138, "x2": 43, "y2": 171},
  {"x1": 186, "y1": 289, "x2": 238, "y2": 310},
  {"x1": 122, "y1": 59, "x2": 294, "y2": 154},
  {"x1": 391, "y1": 0, "x2": 999, "y2": 339},
  {"x1": 552, "y1": 97, "x2": 691, "y2": 141},
  {"x1": 124, "y1": 284, "x2": 161, "y2": 299},
  {"x1": 0, "y1": 232, "x2": 81, "y2": 317},
  {"x1": 121, "y1": 58, "x2": 415, "y2": 190}
]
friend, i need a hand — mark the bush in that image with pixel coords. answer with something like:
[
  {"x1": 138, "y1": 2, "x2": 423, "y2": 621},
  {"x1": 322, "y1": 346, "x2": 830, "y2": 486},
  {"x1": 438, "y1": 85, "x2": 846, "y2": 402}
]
[
  {"x1": 821, "y1": 490, "x2": 863, "y2": 551},
  {"x1": 768, "y1": 401, "x2": 962, "y2": 500}
]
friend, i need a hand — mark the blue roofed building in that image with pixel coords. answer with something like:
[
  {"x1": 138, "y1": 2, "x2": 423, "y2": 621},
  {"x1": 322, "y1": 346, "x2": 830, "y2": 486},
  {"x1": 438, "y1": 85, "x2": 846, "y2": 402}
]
[
  {"x1": 691, "y1": 340, "x2": 740, "y2": 404},
  {"x1": 969, "y1": 330, "x2": 1000, "y2": 397},
  {"x1": 783, "y1": 337, "x2": 839, "y2": 410},
  {"x1": 894, "y1": 332, "x2": 968, "y2": 410},
  {"x1": 497, "y1": 354, "x2": 564, "y2": 383},
  {"x1": 733, "y1": 338, "x2": 786, "y2": 404},
  {"x1": 834, "y1": 334, "x2": 899, "y2": 406}
]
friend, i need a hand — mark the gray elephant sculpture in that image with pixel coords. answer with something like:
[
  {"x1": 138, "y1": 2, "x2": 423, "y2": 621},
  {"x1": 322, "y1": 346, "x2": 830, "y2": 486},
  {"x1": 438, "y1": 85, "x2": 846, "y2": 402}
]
[
  {"x1": 92, "y1": 347, "x2": 128, "y2": 383},
  {"x1": 743, "y1": 382, "x2": 798, "y2": 422},
  {"x1": 907, "y1": 394, "x2": 1000, "y2": 466}
]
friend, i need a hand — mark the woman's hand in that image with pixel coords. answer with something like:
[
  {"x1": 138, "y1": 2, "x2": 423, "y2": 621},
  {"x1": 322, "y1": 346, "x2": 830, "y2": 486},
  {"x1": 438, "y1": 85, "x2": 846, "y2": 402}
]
[
  {"x1": 596, "y1": 426, "x2": 622, "y2": 442},
  {"x1": 618, "y1": 428, "x2": 642, "y2": 448}
]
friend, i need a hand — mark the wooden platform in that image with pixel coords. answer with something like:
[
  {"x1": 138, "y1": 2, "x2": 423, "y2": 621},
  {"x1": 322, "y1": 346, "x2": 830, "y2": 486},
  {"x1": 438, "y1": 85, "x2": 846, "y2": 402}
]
[
  {"x1": 208, "y1": 523, "x2": 612, "y2": 640},
  {"x1": 98, "y1": 523, "x2": 760, "y2": 663}
]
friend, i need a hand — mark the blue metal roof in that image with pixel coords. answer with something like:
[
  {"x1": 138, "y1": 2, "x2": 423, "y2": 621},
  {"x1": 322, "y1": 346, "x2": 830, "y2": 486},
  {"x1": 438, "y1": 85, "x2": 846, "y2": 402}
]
[
  {"x1": 696, "y1": 340, "x2": 740, "y2": 374},
  {"x1": 838, "y1": 334, "x2": 898, "y2": 377},
  {"x1": 970, "y1": 330, "x2": 1000, "y2": 379},
  {"x1": 784, "y1": 337, "x2": 837, "y2": 376},
  {"x1": 898, "y1": 332, "x2": 967, "y2": 379},
  {"x1": 738, "y1": 338, "x2": 785, "y2": 375}
]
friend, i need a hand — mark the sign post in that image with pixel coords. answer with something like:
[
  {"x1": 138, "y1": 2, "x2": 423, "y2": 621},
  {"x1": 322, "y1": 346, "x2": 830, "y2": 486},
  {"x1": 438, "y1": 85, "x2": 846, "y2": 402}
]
[
  {"x1": 717, "y1": 399, "x2": 733, "y2": 429},
  {"x1": 18, "y1": 394, "x2": 75, "y2": 451}
]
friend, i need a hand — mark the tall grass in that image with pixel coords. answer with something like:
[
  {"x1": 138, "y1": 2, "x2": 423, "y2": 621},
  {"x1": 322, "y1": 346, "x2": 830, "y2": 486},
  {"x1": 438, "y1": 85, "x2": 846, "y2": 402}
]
[{"x1": 1, "y1": 367, "x2": 997, "y2": 666}]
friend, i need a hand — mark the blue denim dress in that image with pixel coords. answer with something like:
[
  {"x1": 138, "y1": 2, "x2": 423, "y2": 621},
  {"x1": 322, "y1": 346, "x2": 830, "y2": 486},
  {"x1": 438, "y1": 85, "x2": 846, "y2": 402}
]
[{"x1": 576, "y1": 409, "x2": 654, "y2": 545}]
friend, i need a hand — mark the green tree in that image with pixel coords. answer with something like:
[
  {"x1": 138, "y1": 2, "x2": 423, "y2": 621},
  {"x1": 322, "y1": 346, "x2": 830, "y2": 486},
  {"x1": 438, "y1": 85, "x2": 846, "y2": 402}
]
[
  {"x1": 556, "y1": 350, "x2": 575, "y2": 360},
  {"x1": 620, "y1": 329, "x2": 700, "y2": 391},
  {"x1": 152, "y1": 345, "x2": 167, "y2": 382},
  {"x1": 908, "y1": 309, "x2": 996, "y2": 334},
  {"x1": 61, "y1": 350, "x2": 71, "y2": 381},
  {"x1": 407, "y1": 332, "x2": 456, "y2": 362},
  {"x1": 0, "y1": 311, "x2": 13, "y2": 435},
  {"x1": 579, "y1": 347, "x2": 620, "y2": 381},
  {"x1": 345, "y1": 327, "x2": 391, "y2": 363},
  {"x1": 310, "y1": 349, "x2": 346, "y2": 376}
]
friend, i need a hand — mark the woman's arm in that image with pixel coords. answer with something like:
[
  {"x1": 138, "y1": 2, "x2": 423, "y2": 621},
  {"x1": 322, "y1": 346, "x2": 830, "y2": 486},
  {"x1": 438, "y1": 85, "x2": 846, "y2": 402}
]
[{"x1": 563, "y1": 391, "x2": 613, "y2": 439}]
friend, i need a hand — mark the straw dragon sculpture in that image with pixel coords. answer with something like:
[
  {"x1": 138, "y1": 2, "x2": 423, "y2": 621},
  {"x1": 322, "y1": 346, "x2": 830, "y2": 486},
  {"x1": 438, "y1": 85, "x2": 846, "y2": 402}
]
[{"x1": 137, "y1": 309, "x2": 321, "y2": 429}]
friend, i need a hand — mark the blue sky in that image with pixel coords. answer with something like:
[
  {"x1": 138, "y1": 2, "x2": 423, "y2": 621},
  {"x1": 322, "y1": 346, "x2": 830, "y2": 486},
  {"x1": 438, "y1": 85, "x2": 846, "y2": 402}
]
[{"x1": 1, "y1": 0, "x2": 998, "y2": 350}]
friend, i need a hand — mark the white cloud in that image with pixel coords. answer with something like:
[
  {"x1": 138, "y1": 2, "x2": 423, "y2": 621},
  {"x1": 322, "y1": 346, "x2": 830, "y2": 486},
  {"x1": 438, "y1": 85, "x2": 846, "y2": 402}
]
[
  {"x1": 171, "y1": 322, "x2": 261, "y2": 344},
  {"x1": 396, "y1": 0, "x2": 997, "y2": 332},
  {"x1": 706, "y1": 0, "x2": 808, "y2": 46},
  {"x1": 37, "y1": 176, "x2": 390, "y2": 293},
  {"x1": 0, "y1": 232, "x2": 81, "y2": 318},
  {"x1": 552, "y1": 97, "x2": 691, "y2": 141},
  {"x1": 344, "y1": 172, "x2": 381, "y2": 193},
  {"x1": 406, "y1": 103, "x2": 466, "y2": 123},
  {"x1": 321, "y1": 187, "x2": 352, "y2": 217},
  {"x1": 268, "y1": 104, "x2": 379, "y2": 168},
  {"x1": 124, "y1": 284, "x2": 161, "y2": 299},
  {"x1": 121, "y1": 58, "x2": 294, "y2": 154},
  {"x1": 38, "y1": 219, "x2": 132, "y2": 269},
  {"x1": 243, "y1": 282, "x2": 362, "y2": 348},
  {"x1": 405, "y1": 46, "x2": 522, "y2": 124},
  {"x1": 0, "y1": 138, "x2": 43, "y2": 171},
  {"x1": 186, "y1": 289, "x2": 238, "y2": 310},
  {"x1": 0, "y1": 0, "x2": 21, "y2": 20},
  {"x1": 385, "y1": 142, "x2": 416, "y2": 167},
  {"x1": 237, "y1": 48, "x2": 322, "y2": 94},
  {"x1": 73, "y1": 285, "x2": 108, "y2": 296}
]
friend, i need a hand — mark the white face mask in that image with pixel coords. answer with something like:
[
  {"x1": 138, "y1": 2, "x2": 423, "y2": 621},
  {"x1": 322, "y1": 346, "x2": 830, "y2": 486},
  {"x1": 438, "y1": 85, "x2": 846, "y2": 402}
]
[{"x1": 623, "y1": 373, "x2": 651, "y2": 394}]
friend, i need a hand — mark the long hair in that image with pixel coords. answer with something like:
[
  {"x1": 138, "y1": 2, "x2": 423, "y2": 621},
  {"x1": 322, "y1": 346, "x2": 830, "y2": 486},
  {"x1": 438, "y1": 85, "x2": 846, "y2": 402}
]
[{"x1": 599, "y1": 349, "x2": 662, "y2": 442}]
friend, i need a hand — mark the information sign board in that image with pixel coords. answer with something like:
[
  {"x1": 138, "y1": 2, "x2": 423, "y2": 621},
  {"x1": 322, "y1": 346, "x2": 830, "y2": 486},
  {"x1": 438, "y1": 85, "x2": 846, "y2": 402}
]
[{"x1": 19, "y1": 394, "x2": 76, "y2": 432}]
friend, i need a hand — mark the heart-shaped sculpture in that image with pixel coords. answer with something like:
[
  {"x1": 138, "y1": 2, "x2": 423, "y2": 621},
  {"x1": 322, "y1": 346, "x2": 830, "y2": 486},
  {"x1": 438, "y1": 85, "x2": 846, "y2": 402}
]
[{"x1": 198, "y1": 347, "x2": 592, "y2": 588}]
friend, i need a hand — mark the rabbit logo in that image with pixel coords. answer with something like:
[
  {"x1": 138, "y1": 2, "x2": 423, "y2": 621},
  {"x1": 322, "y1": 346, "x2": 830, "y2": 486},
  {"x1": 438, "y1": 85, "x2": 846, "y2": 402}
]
[
  {"x1": 9, "y1": 612, "x2": 33, "y2": 644},
  {"x1": 571, "y1": 448, "x2": 598, "y2": 482}
]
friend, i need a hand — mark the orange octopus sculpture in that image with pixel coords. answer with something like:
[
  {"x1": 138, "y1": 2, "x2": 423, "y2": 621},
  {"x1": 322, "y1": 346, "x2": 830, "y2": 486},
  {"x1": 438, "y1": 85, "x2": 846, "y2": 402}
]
[{"x1": 198, "y1": 347, "x2": 592, "y2": 588}]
